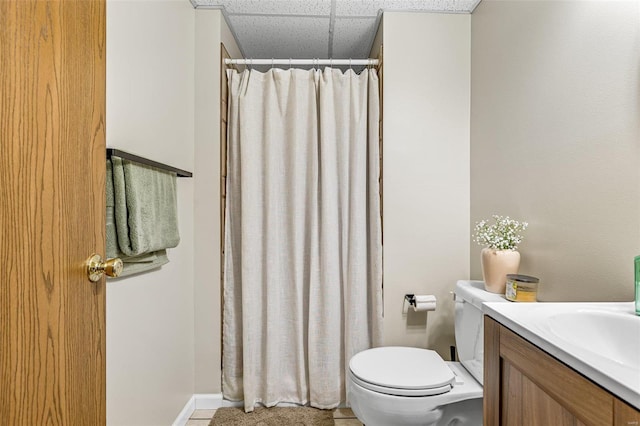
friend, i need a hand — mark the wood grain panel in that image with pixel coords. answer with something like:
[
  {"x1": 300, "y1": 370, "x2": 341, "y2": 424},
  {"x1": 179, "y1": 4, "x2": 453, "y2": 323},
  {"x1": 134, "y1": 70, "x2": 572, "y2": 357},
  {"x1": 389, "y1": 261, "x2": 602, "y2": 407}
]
[
  {"x1": 220, "y1": 43, "x2": 233, "y2": 261},
  {"x1": 484, "y1": 315, "x2": 502, "y2": 426},
  {"x1": 614, "y1": 399, "x2": 640, "y2": 426},
  {"x1": 220, "y1": 43, "x2": 235, "y2": 369},
  {"x1": 501, "y1": 361, "x2": 522, "y2": 425},
  {"x1": 522, "y1": 372, "x2": 586, "y2": 426},
  {"x1": 377, "y1": 46, "x2": 383, "y2": 225},
  {"x1": 499, "y1": 325, "x2": 612, "y2": 426},
  {"x1": 0, "y1": 1, "x2": 106, "y2": 424}
]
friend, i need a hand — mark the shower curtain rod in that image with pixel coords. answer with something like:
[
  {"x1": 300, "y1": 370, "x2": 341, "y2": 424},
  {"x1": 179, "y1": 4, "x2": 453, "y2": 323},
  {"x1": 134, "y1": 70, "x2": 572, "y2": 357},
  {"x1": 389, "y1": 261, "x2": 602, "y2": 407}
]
[{"x1": 224, "y1": 58, "x2": 379, "y2": 66}]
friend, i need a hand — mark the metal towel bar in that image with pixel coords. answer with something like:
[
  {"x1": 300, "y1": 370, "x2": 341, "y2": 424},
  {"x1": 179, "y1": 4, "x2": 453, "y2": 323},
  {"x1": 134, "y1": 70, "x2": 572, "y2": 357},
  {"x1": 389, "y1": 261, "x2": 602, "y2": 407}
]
[{"x1": 106, "y1": 148, "x2": 192, "y2": 177}]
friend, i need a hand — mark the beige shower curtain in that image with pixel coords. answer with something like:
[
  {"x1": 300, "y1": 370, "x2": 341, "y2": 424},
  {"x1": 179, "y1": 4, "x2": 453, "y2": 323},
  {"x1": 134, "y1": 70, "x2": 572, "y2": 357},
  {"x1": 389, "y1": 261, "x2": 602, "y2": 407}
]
[{"x1": 223, "y1": 67, "x2": 382, "y2": 412}]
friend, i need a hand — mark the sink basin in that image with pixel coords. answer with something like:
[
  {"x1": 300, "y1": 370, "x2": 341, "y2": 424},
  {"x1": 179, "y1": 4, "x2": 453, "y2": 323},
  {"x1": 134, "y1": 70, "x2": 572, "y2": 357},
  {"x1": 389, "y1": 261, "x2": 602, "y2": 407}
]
[{"x1": 546, "y1": 310, "x2": 640, "y2": 369}]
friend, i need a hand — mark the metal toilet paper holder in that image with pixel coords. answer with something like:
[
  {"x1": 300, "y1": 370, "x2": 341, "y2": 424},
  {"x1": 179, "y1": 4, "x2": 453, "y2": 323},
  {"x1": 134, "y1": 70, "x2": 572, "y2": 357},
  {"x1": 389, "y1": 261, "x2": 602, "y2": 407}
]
[{"x1": 404, "y1": 294, "x2": 417, "y2": 309}]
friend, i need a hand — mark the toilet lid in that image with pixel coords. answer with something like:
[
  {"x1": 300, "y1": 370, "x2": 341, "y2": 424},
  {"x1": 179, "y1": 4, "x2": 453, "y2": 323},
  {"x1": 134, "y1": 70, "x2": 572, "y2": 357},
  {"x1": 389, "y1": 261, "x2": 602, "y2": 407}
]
[{"x1": 349, "y1": 347, "x2": 455, "y2": 396}]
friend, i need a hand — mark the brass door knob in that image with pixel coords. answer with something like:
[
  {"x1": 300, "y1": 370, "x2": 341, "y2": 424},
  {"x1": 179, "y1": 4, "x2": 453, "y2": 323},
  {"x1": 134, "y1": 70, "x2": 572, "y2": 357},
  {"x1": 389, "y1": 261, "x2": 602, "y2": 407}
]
[{"x1": 86, "y1": 254, "x2": 123, "y2": 282}]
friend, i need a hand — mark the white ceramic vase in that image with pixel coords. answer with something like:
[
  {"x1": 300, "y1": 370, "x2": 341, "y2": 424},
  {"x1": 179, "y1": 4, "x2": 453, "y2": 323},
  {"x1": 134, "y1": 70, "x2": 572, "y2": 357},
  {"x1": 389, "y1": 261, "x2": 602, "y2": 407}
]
[{"x1": 481, "y1": 248, "x2": 520, "y2": 294}]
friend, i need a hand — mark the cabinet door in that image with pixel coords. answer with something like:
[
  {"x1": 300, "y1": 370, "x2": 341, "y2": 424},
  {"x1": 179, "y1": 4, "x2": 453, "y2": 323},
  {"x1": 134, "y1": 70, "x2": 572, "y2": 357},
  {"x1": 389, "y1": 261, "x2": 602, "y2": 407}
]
[
  {"x1": 614, "y1": 400, "x2": 640, "y2": 426},
  {"x1": 501, "y1": 360, "x2": 589, "y2": 426}
]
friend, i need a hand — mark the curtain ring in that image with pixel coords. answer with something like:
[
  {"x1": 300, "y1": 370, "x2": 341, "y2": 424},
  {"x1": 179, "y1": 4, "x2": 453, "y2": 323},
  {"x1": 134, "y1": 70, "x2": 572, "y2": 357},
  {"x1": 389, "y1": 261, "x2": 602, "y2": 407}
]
[
  {"x1": 289, "y1": 58, "x2": 292, "y2": 69},
  {"x1": 271, "y1": 58, "x2": 274, "y2": 69},
  {"x1": 248, "y1": 58, "x2": 252, "y2": 71},
  {"x1": 349, "y1": 58, "x2": 352, "y2": 71},
  {"x1": 330, "y1": 58, "x2": 333, "y2": 68}
]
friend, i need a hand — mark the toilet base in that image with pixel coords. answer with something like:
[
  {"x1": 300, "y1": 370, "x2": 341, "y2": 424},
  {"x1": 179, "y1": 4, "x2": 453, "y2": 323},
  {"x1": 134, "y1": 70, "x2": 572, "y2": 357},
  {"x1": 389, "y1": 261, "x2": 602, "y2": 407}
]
[{"x1": 437, "y1": 398, "x2": 482, "y2": 426}]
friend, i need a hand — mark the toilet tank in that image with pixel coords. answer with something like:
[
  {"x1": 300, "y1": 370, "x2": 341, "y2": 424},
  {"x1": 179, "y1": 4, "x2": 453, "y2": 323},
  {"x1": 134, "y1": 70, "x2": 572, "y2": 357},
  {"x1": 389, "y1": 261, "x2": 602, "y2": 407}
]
[{"x1": 454, "y1": 280, "x2": 508, "y2": 385}]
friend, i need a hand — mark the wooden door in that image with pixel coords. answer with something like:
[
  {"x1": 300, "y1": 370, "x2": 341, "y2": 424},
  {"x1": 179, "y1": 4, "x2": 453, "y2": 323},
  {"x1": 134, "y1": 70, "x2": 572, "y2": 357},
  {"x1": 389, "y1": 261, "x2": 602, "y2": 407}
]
[{"x1": 0, "y1": 1, "x2": 106, "y2": 424}]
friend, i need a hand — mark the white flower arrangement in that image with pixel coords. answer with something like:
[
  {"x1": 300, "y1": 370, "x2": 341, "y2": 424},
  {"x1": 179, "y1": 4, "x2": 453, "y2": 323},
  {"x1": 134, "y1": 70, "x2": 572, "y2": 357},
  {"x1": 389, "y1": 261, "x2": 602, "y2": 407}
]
[{"x1": 473, "y1": 215, "x2": 528, "y2": 251}]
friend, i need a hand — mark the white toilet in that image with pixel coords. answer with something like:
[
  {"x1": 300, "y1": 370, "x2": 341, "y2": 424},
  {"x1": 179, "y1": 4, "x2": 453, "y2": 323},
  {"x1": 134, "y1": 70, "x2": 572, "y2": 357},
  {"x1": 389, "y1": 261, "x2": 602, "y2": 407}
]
[{"x1": 347, "y1": 280, "x2": 507, "y2": 426}]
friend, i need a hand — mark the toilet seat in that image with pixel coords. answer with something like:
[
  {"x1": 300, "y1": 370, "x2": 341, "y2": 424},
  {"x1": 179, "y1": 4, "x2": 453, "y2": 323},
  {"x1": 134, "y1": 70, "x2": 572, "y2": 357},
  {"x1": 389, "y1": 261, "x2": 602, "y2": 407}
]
[{"x1": 349, "y1": 347, "x2": 455, "y2": 397}]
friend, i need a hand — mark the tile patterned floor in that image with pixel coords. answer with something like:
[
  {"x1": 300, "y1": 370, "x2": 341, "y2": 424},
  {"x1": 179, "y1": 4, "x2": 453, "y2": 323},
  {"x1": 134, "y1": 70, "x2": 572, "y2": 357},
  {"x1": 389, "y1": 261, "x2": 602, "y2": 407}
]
[{"x1": 187, "y1": 407, "x2": 364, "y2": 425}]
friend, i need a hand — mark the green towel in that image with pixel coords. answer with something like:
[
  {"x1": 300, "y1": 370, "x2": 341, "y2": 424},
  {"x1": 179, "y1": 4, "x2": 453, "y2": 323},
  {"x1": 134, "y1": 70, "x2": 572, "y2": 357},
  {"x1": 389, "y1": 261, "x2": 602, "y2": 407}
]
[{"x1": 106, "y1": 157, "x2": 179, "y2": 277}]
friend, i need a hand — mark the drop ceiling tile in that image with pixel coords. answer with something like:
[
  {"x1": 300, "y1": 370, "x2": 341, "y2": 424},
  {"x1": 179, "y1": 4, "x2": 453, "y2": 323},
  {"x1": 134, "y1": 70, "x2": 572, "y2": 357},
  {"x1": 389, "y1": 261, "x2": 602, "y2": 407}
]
[
  {"x1": 332, "y1": 17, "x2": 379, "y2": 59},
  {"x1": 228, "y1": 15, "x2": 330, "y2": 59},
  {"x1": 334, "y1": 0, "x2": 476, "y2": 16},
  {"x1": 334, "y1": 0, "x2": 385, "y2": 17},
  {"x1": 195, "y1": 0, "x2": 332, "y2": 16}
]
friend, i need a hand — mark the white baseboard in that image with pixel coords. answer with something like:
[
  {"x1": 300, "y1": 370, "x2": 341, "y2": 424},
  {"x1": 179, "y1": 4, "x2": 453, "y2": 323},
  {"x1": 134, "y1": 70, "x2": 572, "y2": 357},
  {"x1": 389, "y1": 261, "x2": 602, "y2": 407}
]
[
  {"x1": 172, "y1": 395, "x2": 195, "y2": 426},
  {"x1": 194, "y1": 393, "x2": 224, "y2": 409},
  {"x1": 172, "y1": 394, "x2": 223, "y2": 426}
]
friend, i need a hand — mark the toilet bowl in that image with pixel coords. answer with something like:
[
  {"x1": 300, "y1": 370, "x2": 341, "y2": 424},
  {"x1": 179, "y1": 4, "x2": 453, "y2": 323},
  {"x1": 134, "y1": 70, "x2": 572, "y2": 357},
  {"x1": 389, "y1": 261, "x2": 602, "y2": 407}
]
[{"x1": 347, "y1": 280, "x2": 507, "y2": 426}]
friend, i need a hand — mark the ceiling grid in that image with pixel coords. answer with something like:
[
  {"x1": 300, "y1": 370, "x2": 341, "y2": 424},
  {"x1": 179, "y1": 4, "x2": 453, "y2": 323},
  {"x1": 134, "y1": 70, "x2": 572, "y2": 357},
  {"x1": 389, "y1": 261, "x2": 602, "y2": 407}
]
[
  {"x1": 193, "y1": 0, "x2": 480, "y2": 60},
  {"x1": 328, "y1": 0, "x2": 337, "y2": 58}
]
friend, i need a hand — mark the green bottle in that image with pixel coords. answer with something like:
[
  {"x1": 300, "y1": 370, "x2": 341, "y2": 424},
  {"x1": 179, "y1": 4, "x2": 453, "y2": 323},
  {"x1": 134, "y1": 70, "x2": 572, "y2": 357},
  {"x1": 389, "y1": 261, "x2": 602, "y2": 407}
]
[{"x1": 636, "y1": 255, "x2": 640, "y2": 315}]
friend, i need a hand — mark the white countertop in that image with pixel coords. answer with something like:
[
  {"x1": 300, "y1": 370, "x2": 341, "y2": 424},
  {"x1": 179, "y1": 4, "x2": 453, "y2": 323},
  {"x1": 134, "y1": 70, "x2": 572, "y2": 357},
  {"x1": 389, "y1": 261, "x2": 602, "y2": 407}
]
[{"x1": 483, "y1": 301, "x2": 640, "y2": 410}]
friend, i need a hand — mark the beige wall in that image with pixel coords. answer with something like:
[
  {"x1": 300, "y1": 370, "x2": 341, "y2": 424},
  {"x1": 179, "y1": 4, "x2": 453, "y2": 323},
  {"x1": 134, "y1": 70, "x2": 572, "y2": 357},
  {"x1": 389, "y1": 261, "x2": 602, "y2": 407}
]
[
  {"x1": 106, "y1": 1, "x2": 195, "y2": 425},
  {"x1": 369, "y1": 16, "x2": 383, "y2": 59},
  {"x1": 381, "y1": 13, "x2": 471, "y2": 359},
  {"x1": 105, "y1": 3, "x2": 640, "y2": 419},
  {"x1": 470, "y1": 1, "x2": 640, "y2": 301},
  {"x1": 194, "y1": 9, "x2": 242, "y2": 394}
]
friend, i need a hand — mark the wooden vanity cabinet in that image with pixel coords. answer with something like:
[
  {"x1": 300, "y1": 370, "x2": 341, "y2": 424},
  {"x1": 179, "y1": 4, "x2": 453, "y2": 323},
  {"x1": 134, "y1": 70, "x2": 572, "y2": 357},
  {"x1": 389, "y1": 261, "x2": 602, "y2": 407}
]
[{"x1": 484, "y1": 316, "x2": 640, "y2": 426}]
